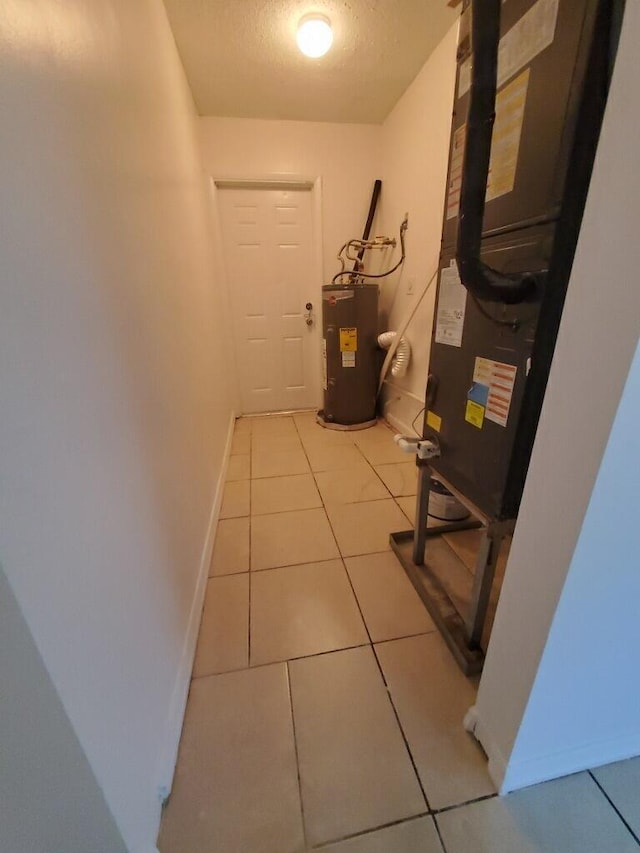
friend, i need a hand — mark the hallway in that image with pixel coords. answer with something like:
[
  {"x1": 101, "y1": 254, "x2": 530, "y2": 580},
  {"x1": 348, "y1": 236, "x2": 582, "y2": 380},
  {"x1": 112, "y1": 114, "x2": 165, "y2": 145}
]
[
  {"x1": 157, "y1": 413, "x2": 640, "y2": 853},
  {"x1": 2, "y1": 1, "x2": 639, "y2": 849}
]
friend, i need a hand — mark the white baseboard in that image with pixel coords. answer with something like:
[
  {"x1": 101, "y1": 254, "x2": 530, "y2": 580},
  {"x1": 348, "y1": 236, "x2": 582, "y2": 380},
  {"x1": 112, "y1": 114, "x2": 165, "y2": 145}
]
[
  {"x1": 500, "y1": 730, "x2": 640, "y2": 794},
  {"x1": 470, "y1": 701, "x2": 640, "y2": 794},
  {"x1": 154, "y1": 410, "x2": 236, "y2": 803},
  {"x1": 384, "y1": 410, "x2": 413, "y2": 437},
  {"x1": 380, "y1": 382, "x2": 424, "y2": 438}
]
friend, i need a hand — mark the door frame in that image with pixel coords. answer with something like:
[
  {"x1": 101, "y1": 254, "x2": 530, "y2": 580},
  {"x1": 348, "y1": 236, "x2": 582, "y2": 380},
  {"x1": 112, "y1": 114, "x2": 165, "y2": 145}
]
[{"x1": 208, "y1": 174, "x2": 324, "y2": 416}]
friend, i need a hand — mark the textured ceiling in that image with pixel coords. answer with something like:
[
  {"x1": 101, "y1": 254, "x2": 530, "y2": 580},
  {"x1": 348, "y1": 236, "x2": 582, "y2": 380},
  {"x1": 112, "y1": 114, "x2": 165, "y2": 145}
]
[{"x1": 163, "y1": 0, "x2": 459, "y2": 123}]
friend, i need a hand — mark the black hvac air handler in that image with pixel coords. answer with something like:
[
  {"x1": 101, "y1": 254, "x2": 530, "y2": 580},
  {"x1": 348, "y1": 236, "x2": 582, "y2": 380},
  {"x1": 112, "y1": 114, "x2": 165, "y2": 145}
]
[{"x1": 391, "y1": 0, "x2": 623, "y2": 673}]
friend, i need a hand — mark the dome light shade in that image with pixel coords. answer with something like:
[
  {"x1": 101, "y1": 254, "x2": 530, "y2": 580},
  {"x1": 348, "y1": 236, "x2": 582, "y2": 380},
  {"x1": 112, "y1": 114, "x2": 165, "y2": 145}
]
[{"x1": 296, "y1": 14, "x2": 333, "y2": 58}]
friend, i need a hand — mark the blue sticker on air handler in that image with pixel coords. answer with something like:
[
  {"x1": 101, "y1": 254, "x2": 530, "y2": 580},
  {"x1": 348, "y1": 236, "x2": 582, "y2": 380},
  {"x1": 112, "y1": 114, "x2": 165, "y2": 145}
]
[
  {"x1": 465, "y1": 381, "x2": 490, "y2": 429},
  {"x1": 467, "y1": 382, "x2": 489, "y2": 407}
]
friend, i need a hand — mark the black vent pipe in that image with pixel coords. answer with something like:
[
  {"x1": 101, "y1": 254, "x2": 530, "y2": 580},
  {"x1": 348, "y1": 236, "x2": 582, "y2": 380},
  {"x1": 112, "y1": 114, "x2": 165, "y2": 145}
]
[
  {"x1": 456, "y1": 0, "x2": 537, "y2": 305},
  {"x1": 353, "y1": 179, "x2": 382, "y2": 272}
]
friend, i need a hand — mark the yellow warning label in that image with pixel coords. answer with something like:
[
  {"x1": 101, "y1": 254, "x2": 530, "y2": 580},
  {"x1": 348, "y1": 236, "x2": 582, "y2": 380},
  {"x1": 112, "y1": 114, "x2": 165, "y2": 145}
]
[
  {"x1": 339, "y1": 327, "x2": 357, "y2": 352},
  {"x1": 465, "y1": 400, "x2": 485, "y2": 429},
  {"x1": 486, "y1": 69, "x2": 530, "y2": 202},
  {"x1": 426, "y1": 411, "x2": 442, "y2": 433}
]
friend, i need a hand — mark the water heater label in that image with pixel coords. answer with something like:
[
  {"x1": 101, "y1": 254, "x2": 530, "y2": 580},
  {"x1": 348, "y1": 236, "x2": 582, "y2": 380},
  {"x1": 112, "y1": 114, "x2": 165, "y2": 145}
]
[
  {"x1": 342, "y1": 352, "x2": 356, "y2": 368},
  {"x1": 339, "y1": 327, "x2": 358, "y2": 352},
  {"x1": 322, "y1": 338, "x2": 328, "y2": 390}
]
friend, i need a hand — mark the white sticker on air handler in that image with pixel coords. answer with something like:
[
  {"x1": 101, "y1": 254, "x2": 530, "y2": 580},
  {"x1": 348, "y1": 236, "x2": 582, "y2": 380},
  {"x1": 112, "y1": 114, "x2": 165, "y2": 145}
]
[
  {"x1": 471, "y1": 357, "x2": 517, "y2": 427},
  {"x1": 435, "y1": 262, "x2": 467, "y2": 348},
  {"x1": 342, "y1": 351, "x2": 356, "y2": 368},
  {"x1": 457, "y1": 0, "x2": 559, "y2": 99}
]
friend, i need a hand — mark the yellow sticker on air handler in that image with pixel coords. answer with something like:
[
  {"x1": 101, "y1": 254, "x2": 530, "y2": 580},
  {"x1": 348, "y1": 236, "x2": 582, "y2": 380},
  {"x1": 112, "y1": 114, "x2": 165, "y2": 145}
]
[
  {"x1": 426, "y1": 410, "x2": 442, "y2": 432},
  {"x1": 465, "y1": 400, "x2": 485, "y2": 429},
  {"x1": 339, "y1": 327, "x2": 357, "y2": 352}
]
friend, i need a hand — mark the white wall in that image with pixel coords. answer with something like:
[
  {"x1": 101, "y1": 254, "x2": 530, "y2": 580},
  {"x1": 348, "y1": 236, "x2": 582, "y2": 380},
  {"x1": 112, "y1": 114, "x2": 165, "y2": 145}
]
[
  {"x1": 198, "y1": 117, "x2": 383, "y2": 287},
  {"x1": 0, "y1": 2, "x2": 232, "y2": 851},
  {"x1": 504, "y1": 341, "x2": 640, "y2": 788},
  {"x1": 0, "y1": 569, "x2": 127, "y2": 852},
  {"x1": 377, "y1": 23, "x2": 459, "y2": 433},
  {"x1": 473, "y1": 0, "x2": 640, "y2": 791}
]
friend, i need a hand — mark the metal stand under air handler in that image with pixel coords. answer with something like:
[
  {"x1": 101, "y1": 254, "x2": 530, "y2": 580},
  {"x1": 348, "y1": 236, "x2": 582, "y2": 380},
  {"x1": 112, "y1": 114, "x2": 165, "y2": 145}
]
[{"x1": 390, "y1": 461, "x2": 514, "y2": 676}]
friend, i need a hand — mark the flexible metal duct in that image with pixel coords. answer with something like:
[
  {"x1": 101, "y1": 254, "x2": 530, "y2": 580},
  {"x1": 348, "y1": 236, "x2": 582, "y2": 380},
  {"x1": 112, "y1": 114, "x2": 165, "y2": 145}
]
[{"x1": 377, "y1": 331, "x2": 411, "y2": 378}]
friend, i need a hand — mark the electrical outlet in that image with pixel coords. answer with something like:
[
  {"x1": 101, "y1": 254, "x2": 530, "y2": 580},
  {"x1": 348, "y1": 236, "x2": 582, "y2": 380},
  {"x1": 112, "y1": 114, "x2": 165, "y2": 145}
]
[{"x1": 406, "y1": 277, "x2": 415, "y2": 295}]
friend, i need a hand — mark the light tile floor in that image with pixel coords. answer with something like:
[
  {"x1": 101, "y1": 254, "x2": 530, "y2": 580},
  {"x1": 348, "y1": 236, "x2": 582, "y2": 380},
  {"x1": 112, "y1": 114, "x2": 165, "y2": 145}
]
[{"x1": 159, "y1": 412, "x2": 640, "y2": 853}]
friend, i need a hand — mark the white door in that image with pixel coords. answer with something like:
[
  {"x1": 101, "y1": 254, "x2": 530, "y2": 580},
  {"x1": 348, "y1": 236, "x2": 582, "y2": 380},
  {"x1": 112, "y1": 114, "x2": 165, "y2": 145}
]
[{"x1": 217, "y1": 185, "x2": 321, "y2": 414}]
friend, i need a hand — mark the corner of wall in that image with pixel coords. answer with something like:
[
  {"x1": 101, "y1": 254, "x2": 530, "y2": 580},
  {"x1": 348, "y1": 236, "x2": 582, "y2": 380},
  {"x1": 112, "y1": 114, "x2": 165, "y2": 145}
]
[
  {"x1": 381, "y1": 386, "x2": 424, "y2": 436},
  {"x1": 377, "y1": 21, "x2": 458, "y2": 431},
  {"x1": 462, "y1": 704, "x2": 509, "y2": 792}
]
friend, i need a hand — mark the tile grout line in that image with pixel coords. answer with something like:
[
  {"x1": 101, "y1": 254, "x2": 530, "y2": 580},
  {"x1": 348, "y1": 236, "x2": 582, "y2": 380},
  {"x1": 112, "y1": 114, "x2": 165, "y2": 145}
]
[
  {"x1": 358, "y1": 627, "x2": 435, "y2": 820},
  {"x1": 190, "y1": 631, "x2": 440, "y2": 681},
  {"x1": 247, "y1": 424, "x2": 252, "y2": 668},
  {"x1": 250, "y1": 641, "x2": 372, "y2": 672},
  {"x1": 431, "y1": 812, "x2": 450, "y2": 853},
  {"x1": 351, "y1": 433, "x2": 396, "y2": 500},
  {"x1": 296, "y1": 417, "x2": 398, "y2": 561},
  {"x1": 285, "y1": 660, "x2": 309, "y2": 851},
  {"x1": 294, "y1": 417, "x2": 345, "y2": 564},
  {"x1": 353, "y1": 432, "x2": 420, "y2": 525},
  {"x1": 323, "y1": 435, "x2": 417, "y2": 545},
  {"x1": 190, "y1": 654, "x2": 328, "y2": 683},
  {"x1": 588, "y1": 771, "x2": 640, "y2": 847},
  {"x1": 297, "y1": 415, "x2": 393, "y2": 496},
  {"x1": 307, "y1": 811, "x2": 432, "y2": 851},
  {"x1": 293, "y1": 415, "x2": 432, "y2": 840},
  {"x1": 216, "y1": 543, "x2": 426, "y2": 576},
  {"x1": 431, "y1": 791, "x2": 498, "y2": 816},
  {"x1": 393, "y1": 493, "x2": 414, "y2": 527},
  {"x1": 251, "y1": 498, "x2": 380, "y2": 517},
  {"x1": 254, "y1": 419, "x2": 410, "y2": 500},
  {"x1": 338, "y1": 429, "x2": 434, "y2": 813},
  {"x1": 369, "y1": 639, "x2": 433, "y2": 814},
  {"x1": 297, "y1": 415, "x2": 433, "y2": 815}
]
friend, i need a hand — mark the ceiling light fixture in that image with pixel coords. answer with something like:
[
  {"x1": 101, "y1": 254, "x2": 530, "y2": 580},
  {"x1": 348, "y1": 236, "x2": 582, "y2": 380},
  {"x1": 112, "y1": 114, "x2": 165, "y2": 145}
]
[{"x1": 296, "y1": 14, "x2": 333, "y2": 58}]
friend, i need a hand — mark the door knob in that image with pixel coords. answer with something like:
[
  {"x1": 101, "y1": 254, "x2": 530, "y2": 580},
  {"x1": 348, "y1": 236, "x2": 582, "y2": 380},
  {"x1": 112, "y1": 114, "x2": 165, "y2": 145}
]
[{"x1": 304, "y1": 302, "x2": 314, "y2": 326}]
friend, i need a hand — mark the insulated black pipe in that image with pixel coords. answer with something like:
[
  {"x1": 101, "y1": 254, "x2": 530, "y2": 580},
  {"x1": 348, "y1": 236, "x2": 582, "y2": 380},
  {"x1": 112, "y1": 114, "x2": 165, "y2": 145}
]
[
  {"x1": 455, "y1": 0, "x2": 536, "y2": 305},
  {"x1": 353, "y1": 179, "x2": 382, "y2": 271}
]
